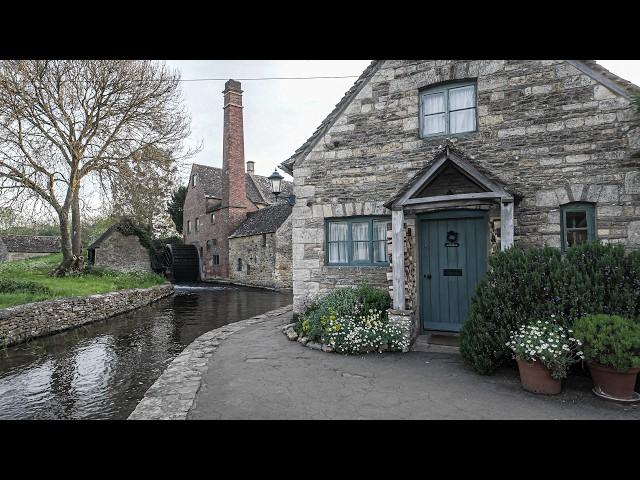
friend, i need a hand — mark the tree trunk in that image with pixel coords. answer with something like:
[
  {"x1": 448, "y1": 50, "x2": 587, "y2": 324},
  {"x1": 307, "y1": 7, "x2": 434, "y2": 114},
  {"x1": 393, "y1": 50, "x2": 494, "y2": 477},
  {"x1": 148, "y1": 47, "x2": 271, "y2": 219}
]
[
  {"x1": 71, "y1": 187, "x2": 82, "y2": 257},
  {"x1": 52, "y1": 210, "x2": 74, "y2": 277}
]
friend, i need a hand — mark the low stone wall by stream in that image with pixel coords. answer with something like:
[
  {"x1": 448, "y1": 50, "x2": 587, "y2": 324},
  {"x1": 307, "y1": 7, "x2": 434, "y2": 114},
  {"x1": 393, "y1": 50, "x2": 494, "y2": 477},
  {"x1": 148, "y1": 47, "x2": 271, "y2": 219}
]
[{"x1": 0, "y1": 284, "x2": 174, "y2": 348}]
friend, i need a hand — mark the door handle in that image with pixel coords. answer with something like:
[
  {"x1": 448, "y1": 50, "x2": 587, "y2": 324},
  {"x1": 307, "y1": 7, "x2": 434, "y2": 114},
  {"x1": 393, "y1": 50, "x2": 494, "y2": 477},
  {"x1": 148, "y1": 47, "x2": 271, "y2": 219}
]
[{"x1": 426, "y1": 274, "x2": 432, "y2": 279}]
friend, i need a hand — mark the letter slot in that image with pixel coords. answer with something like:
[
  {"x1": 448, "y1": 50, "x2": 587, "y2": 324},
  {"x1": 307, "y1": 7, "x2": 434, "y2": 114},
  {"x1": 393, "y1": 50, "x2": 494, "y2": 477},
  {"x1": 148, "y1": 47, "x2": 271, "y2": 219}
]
[{"x1": 443, "y1": 269, "x2": 463, "y2": 276}]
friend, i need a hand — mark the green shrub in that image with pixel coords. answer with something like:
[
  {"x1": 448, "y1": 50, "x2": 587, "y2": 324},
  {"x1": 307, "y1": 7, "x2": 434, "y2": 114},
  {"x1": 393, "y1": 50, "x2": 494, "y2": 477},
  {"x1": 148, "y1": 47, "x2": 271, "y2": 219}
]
[
  {"x1": 460, "y1": 242, "x2": 640, "y2": 375},
  {"x1": 574, "y1": 314, "x2": 640, "y2": 372},
  {"x1": 0, "y1": 278, "x2": 52, "y2": 295}
]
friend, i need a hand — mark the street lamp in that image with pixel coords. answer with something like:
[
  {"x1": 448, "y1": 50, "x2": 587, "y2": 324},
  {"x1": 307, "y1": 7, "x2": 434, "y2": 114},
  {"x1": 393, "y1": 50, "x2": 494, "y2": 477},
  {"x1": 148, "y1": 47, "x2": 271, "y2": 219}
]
[{"x1": 268, "y1": 169, "x2": 284, "y2": 199}]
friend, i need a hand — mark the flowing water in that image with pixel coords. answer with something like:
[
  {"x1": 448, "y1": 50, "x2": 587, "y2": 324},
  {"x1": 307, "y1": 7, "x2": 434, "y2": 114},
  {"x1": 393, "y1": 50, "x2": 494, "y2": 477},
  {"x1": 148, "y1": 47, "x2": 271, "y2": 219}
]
[{"x1": 0, "y1": 284, "x2": 292, "y2": 420}]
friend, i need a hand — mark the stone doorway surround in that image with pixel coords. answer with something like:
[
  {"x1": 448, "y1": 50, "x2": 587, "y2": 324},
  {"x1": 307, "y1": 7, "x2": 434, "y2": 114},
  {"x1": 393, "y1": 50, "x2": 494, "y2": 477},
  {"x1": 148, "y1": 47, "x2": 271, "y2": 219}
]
[{"x1": 384, "y1": 146, "x2": 514, "y2": 347}]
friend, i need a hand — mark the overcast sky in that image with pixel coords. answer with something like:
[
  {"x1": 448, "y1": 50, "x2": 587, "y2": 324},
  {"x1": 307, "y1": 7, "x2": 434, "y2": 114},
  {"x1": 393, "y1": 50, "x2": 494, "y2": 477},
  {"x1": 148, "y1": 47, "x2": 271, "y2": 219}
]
[{"x1": 165, "y1": 60, "x2": 640, "y2": 182}]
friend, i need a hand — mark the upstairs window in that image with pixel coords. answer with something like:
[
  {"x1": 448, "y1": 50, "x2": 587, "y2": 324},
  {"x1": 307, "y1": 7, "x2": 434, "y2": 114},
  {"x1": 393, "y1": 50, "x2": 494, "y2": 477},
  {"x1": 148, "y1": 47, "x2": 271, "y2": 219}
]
[
  {"x1": 211, "y1": 213, "x2": 216, "y2": 224},
  {"x1": 326, "y1": 217, "x2": 390, "y2": 266},
  {"x1": 195, "y1": 217, "x2": 201, "y2": 232},
  {"x1": 561, "y1": 202, "x2": 596, "y2": 251},
  {"x1": 237, "y1": 258, "x2": 243, "y2": 271},
  {"x1": 420, "y1": 82, "x2": 477, "y2": 137},
  {"x1": 212, "y1": 254, "x2": 220, "y2": 266},
  {"x1": 187, "y1": 220, "x2": 191, "y2": 234},
  {"x1": 192, "y1": 174, "x2": 197, "y2": 187}
]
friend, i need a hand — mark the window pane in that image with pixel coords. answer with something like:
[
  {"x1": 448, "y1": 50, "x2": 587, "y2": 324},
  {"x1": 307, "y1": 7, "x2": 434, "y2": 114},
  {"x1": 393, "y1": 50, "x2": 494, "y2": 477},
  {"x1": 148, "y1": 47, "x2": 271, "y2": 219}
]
[
  {"x1": 373, "y1": 221, "x2": 387, "y2": 242},
  {"x1": 566, "y1": 211, "x2": 587, "y2": 229},
  {"x1": 423, "y1": 92, "x2": 445, "y2": 114},
  {"x1": 449, "y1": 108, "x2": 476, "y2": 134},
  {"x1": 329, "y1": 222, "x2": 348, "y2": 242},
  {"x1": 567, "y1": 230, "x2": 588, "y2": 247},
  {"x1": 328, "y1": 242, "x2": 348, "y2": 263},
  {"x1": 352, "y1": 222, "x2": 368, "y2": 241},
  {"x1": 449, "y1": 85, "x2": 475, "y2": 110},
  {"x1": 374, "y1": 241, "x2": 387, "y2": 263},
  {"x1": 353, "y1": 242, "x2": 369, "y2": 261},
  {"x1": 424, "y1": 113, "x2": 446, "y2": 135}
]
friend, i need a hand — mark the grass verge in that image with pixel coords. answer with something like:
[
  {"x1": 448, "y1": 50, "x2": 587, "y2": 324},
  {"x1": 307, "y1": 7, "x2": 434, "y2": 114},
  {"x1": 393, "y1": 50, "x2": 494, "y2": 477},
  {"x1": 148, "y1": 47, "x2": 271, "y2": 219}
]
[{"x1": 0, "y1": 253, "x2": 167, "y2": 309}]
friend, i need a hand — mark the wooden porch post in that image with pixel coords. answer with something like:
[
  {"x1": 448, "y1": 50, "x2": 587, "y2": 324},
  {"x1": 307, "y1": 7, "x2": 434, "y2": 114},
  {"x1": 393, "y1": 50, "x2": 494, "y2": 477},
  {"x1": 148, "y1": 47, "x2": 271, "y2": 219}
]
[
  {"x1": 500, "y1": 198, "x2": 514, "y2": 251},
  {"x1": 392, "y1": 208, "x2": 405, "y2": 310}
]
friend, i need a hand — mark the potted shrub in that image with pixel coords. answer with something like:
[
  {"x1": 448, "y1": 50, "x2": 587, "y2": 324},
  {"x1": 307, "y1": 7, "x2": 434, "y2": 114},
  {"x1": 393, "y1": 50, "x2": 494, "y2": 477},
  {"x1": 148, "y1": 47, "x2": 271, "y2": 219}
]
[
  {"x1": 506, "y1": 319, "x2": 584, "y2": 395},
  {"x1": 573, "y1": 314, "x2": 640, "y2": 401}
]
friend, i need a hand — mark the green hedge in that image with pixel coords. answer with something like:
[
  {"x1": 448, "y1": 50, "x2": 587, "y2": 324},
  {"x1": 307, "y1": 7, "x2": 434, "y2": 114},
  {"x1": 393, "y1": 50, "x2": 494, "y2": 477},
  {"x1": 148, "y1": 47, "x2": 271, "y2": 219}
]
[{"x1": 460, "y1": 242, "x2": 640, "y2": 375}]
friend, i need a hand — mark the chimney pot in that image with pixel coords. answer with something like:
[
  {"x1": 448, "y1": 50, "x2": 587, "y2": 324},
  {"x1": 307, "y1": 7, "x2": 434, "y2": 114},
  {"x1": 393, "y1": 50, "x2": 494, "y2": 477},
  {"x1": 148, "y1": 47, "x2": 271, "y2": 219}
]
[{"x1": 246, "y1": 161, "x2": 255, "y2": 174}]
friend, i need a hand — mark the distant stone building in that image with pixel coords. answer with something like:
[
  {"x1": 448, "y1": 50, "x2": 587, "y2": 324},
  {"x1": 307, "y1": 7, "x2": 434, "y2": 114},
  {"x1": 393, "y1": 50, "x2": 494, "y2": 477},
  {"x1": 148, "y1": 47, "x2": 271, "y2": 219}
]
[
  {"x1": 229, "y1": 202, "x2": 293, "y2": 289},
  {"x1": 0, "y1": 235, "x2": 61, "y2": 261},
  {"x1": 0, "y1": 237, "x2": 8, "y2": 262},
  {"x1": 87, "y1": 224, "x2": 152, "y2": 273},
  {"x1": 182, "y1": 79, "x2": 293, "y2": 288}
]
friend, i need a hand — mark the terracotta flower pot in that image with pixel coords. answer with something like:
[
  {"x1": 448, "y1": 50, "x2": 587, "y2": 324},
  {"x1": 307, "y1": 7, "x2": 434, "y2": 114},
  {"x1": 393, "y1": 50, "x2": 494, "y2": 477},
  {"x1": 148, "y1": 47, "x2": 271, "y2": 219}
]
[
  {"x1": 516, "y1": 358, "x2": 561, "y2": 395},
  {"x1": 588, "y1": 362, "x2": 640, "y2": 400}
]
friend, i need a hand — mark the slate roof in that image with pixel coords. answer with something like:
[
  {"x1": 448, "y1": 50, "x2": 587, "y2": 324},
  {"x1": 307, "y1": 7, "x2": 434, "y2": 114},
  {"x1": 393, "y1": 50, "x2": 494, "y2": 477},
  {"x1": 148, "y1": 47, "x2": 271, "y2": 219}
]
[
  {"x1": 229, "y1": 202, "x2": 293, "y2": 238},
  {"x1": 278, "y1": 60, "x2": 639, "y2": 174},
  {"x1": 0, "y1": 235, "x2": 61, "y2": 253},
  {"x1": 192, "y1": 163, "x2": 293, "y2": 205}
]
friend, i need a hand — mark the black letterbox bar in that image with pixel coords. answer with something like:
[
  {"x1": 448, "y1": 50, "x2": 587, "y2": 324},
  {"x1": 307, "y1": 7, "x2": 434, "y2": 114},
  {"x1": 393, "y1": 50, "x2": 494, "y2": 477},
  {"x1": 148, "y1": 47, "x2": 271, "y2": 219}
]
[{"x1": 443, "y1": 269, "x2": 463, "y2": 276}]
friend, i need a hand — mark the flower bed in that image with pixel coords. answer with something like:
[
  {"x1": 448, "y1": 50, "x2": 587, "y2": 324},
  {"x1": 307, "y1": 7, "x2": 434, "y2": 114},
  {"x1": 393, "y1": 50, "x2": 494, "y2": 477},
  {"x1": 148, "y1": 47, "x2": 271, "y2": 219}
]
[{"x1": 288, "y1": 283, "x2": 409, "y2": 354}]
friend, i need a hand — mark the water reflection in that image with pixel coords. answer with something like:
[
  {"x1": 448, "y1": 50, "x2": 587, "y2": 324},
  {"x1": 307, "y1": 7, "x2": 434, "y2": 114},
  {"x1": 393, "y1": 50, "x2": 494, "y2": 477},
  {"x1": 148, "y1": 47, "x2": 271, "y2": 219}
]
[{"x1": 0, "y1": 283, "x2": 291, "y2": 419}]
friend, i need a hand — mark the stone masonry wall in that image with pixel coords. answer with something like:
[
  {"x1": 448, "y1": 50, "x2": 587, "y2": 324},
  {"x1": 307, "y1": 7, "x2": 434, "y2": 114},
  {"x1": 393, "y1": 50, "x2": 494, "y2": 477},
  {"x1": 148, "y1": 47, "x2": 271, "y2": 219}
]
[
  {"x1": 93, "y1": 230, "x2": 152, "y2": 272},
  {"x1": 274, "y1": 213, "x2": 293, "y2": 289},
  {"x1": 229, "y1": 215, "x2": 293, "y2": 290},
  {"x1": 291, "y1": 60, "x2": 640, "y2": 313},
  {"x1": 229, "y1": 233, "x2": 277, "y2": 288},
  {"x1": 0, "y1": 284, "x2": 174, "y2": 348}
]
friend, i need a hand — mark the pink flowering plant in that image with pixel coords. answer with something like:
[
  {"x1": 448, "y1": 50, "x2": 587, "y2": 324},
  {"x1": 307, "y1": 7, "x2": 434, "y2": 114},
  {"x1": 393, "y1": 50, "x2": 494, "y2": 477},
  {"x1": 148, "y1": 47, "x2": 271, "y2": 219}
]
[{"x1": 506, "y1": 317, "x2": 584, "y2": 380}]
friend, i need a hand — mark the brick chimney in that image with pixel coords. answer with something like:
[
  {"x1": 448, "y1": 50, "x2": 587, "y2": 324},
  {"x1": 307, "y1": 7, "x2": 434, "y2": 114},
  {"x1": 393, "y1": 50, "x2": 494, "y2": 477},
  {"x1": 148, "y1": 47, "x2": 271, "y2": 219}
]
[
  {"x1": 246, "y1": 160, "x2": 255, "y2": 174},
  {"x1": 221, "y1": 79, "x2": 246, "y2": 208}
]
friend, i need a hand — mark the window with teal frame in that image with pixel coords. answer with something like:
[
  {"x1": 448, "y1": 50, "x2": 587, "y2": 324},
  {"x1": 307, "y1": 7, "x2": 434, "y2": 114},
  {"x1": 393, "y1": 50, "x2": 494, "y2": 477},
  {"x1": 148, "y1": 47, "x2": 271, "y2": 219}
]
[
  {"x1": 560, "y1": 202, "x2": 596, "y2": 251},
  {"x1": 325, "y1": 217, "x2": 391, "y2": 266},
  {"x1": 420, "y1": 81, "x2": 477, "y2": 138}
]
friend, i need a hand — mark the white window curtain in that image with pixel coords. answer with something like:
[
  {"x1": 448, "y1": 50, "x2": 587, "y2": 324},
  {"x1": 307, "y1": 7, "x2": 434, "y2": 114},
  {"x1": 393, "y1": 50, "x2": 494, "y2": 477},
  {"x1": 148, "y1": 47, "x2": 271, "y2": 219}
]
[
  {"x1": 449, "y1": 86, "x2": 476, "y2": 134},
  {"x1": 423, "y1": 92, "x2": 446, "y2": 135},
  {"x1": 373, "y1": 221, "x2": 387, "y2": 262},
  {"x1": 328, "y1": 222, "x2": 348, "y2": 263},
  {"x1": 352, "y1": 222, "x2": 369, "y2": 262}
]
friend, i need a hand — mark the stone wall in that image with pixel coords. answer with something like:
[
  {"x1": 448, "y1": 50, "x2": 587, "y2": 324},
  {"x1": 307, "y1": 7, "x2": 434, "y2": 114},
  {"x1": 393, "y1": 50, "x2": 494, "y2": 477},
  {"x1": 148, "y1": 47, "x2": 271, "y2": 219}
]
[
  {"x1": 274, "y1": 213, "x2": 293, "y2": 289},
  {"x1": 229, "y1": 233, "x2": 277, "y2": 288},
  {"x1": 291, "y1": 60, "x2": 640, "y2": 313},
  {"x1": 0, "y1": 284, "x2": 174, "y2": 348},
  {"x1": 6, "y1": 251, "x2": 53, "y2": 262},
  {"x1": 229, "y1": 215, "x2": 293, "y2": 290},
  {"x1": 93, "y1": 230, "x2": 152, "y2": 273}
]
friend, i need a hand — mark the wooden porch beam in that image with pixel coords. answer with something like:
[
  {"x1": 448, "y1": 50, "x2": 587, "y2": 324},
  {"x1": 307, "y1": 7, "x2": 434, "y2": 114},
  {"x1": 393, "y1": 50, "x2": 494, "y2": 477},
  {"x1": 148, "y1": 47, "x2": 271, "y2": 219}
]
[{"x1": 392, "y1": 209, "x2": 405, "y2": 310}]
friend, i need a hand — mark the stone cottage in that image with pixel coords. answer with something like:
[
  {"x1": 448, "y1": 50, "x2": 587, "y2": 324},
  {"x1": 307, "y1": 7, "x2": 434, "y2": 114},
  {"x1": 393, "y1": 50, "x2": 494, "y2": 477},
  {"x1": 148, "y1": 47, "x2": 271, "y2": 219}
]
[
  {"x1": 229, "y1": 202, "x2": 293, "y2": 289},
  {"x1": 279, "y1": 60, "x2": 640, "y2": 346},
  {"x1": 87, "y1": 223, "x2": 153, "y2": 273},
  {"x1": 0, "y1": 235, "x2": 61, "y2": 261},
  {"x1": 183, "y1": 79, "x2": 293, "y2": 286}
]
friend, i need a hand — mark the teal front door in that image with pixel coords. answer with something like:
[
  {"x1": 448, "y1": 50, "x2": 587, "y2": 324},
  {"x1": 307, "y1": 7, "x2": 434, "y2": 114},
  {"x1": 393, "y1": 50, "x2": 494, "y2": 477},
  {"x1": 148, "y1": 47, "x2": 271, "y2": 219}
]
[{"x1": 419, "y1": 211, "x2": 488, "y2": 332}]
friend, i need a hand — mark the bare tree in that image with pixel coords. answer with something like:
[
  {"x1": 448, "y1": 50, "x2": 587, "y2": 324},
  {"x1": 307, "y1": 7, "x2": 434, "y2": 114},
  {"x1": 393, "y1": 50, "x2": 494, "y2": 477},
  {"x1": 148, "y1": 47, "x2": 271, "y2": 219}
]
[
  {"x1": 0, "y1": 60, "x2": 194, "y2": 275},
  {"x1": 109, "y1": 145, "x2": 177, "y2": 233}
]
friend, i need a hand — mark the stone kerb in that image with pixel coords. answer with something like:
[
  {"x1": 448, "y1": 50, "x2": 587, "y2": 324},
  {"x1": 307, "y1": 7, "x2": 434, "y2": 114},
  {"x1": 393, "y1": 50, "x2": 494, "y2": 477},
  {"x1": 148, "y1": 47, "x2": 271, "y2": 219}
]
[
  {"x1": 128, "y1": 304, "x2": 293, "y2": 420},
  {"x1": 0, "y1": 284, "x2": 174, "y2": 348}
]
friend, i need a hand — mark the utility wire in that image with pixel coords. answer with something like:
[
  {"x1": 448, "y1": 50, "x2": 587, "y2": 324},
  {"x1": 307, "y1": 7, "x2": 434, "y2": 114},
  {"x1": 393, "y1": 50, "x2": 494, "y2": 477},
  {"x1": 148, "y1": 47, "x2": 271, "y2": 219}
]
[{"x1": 177, "y1": 75, "x2": 360, "y2": 82}]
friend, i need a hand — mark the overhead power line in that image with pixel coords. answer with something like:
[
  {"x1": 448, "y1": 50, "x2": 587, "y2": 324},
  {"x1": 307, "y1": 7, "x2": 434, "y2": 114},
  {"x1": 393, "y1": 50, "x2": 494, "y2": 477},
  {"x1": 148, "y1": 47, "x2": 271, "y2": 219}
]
[{"x1": 177, "y1": 75, "x2": 360, "y2": 82}]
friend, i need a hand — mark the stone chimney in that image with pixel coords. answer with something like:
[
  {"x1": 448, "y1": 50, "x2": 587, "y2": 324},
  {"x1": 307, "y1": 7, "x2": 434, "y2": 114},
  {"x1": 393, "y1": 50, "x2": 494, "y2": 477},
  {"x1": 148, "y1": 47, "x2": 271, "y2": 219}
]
[
  {"x1": 221, "y1": 79, "x2": 246, "y2": 209},
  {"x1": 246, "y1": 160, "x2": 255, "y2": 174}
]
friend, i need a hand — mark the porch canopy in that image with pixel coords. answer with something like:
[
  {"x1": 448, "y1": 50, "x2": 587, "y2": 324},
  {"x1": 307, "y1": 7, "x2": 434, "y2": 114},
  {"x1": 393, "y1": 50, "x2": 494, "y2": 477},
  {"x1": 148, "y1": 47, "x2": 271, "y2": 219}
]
[{"x1": 384, "y1": 146, "x2": 514, "y2": 310}]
